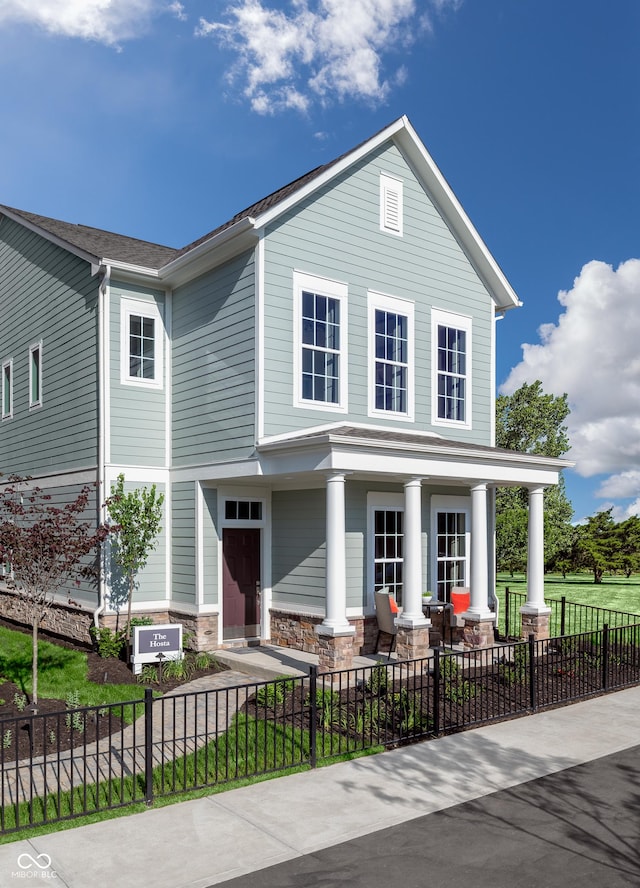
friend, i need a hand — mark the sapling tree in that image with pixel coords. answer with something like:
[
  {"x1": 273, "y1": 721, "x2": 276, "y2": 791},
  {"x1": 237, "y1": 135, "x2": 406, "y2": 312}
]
[
  {"x1": 105, "y1": 474, "x2": 164, "y2": 640},
  {"x1": 0, "y1": 479, "x2": 110, "y2": 707}
]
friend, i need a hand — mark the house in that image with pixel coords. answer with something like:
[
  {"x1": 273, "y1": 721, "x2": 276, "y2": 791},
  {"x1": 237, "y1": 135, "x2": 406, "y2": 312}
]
[{"x1": 0, "y1": 116, "x2": 570, "y2": 669}]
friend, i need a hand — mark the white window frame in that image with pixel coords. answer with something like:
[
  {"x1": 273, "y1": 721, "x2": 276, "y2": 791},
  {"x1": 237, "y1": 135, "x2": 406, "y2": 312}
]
[
  {"x1": 431, "y1": 308, "x2": 472, "y2": 429},
  {"x1": 293, "y1": 271, "x2": 348, "y2": 412},
  {"x1": 367, "y1": 492, "x2": 404, "y2": 609},
  {"x1": 430, "y1": 495, "x2": 470, "y2": 603},
  {"x1": 120, "y1": 298, "x2": 164, "y2": 389},
  {"x1": 2, "y1": 359, "x2": 12, "y2": 419},
  {"x1": 28, "y1": 341, "x2": 43, "y2": 409},
  {"x1": 368, "y1": 291, "x2": 414, "y2": 421},
  {"x1": 380, "y1": 173, "x2": 403, "y2": 236}
]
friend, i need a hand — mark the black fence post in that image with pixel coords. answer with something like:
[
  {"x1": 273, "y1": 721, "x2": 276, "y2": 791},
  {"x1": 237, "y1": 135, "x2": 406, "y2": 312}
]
[
  {"x1": 309, "y1": 665, "x2": 318, "y2": 769},
  {"x1": 144, "y1": 687, "x2": 154, "y2": 806},
  {"x1": 433, "y1": 649, "x2": 440, "y2": 736},
  {"x1": 528, "y1": 634, "x2": 537, "y2": 711},
  {"x1": 602, "y1": 624, "x2": 609, "y2": 691},
  {"x1": 560, "y1": 596, "x2": 566, "y2": 637},
  {"x1": 505, "y1": 587, "x2": 510, "y2": 639}
]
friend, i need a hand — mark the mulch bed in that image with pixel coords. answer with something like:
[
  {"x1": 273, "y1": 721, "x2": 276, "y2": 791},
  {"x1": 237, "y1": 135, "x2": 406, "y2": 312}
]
[{"x1": 0, "y1": 618, "x2": 228, "y2": 763}]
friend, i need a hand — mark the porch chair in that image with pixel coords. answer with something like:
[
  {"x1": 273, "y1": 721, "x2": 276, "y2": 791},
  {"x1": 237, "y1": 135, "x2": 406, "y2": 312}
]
[{"x1": 374, "y1": 588, "x2": 400, "y2": 660}]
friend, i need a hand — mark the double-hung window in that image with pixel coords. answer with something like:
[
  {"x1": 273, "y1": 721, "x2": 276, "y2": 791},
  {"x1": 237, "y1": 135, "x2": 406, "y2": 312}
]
[
  {"x1": 29, "y1": 342, "x2": 42, "y2": 409},
  {"x1": 368, "y1": 292, "x2": 414, "y2": 419},
  {"x1": 294, "y1": 272, "x2": 347, "y2": 410},
  {"x1": 2, "y1": 359, "x2": 12, "y2": 419},
  {"x1": 120, "y1": 298, "x2": 163, "y2": 388},
  {"x1": 431, "y1": 496, "x2": 470, "y2": 603},
  {"x1": 368, "y1": 493, "x2": 404, "y2": 607},
  {"x1": 432, "y1": 309, "x2": 471, "y2": 428}
]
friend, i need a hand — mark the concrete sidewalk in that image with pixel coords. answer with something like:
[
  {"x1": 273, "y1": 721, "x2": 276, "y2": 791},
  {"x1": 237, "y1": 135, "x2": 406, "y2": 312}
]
[{"x1": 1, "y1": 684, "x2": 639, "y2": 887}]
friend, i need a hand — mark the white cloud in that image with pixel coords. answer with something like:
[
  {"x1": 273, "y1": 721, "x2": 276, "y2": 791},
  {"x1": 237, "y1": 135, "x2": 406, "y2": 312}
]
[
  {"x1": 0, "y1": 0, "x2": 162, "y2": 46},
  {"x1": 502, "y1": 258, "x2": 640, "y2": 507},
  {"x1": 197, "y1": 0, "x2": 456, "y2": 114}
]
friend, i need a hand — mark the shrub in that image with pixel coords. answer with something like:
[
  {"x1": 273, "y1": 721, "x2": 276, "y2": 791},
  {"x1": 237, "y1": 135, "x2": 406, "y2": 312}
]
[{"x1": 90, "y1": 626, "x2": 126, "y2": 659}]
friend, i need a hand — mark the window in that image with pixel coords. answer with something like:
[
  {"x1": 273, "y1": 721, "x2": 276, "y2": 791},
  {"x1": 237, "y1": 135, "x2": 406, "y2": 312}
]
[
  {"x1": 225, "y1": 500, "x2": 263, "y2": 521},
  {"x1": 380, "y1": 173, "x2": 403, "y2": 236},
  {"x1": 432, "y1": 309, "x2": 471, "y2": 427},
  {"x1": 431, "y1": 496, "x2": 470, "y2": 603},
  {"x1": 368, "y1": 292, "x2": 414, "y2": 419},
  {"x1": 120, "y1": 299, "x2": 163, "y2": 388},
  {"x1": 2, "y1": 360, "x2": 12, "y2": 419},
  {"x1": 373, "y1": 509, "x2": 404, "y2": 605},
  {"x1": 294, "y1": 272, "x2": 347, "y2": 411},
  {"x1": 29, "y1": 342, "x2": 42, "y2": 408}
]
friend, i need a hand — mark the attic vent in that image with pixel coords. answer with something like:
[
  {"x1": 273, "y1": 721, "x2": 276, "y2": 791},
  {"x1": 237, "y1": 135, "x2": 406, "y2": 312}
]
[{"x1": 380, "y1": 173, "x2": 403, "y2": 236}]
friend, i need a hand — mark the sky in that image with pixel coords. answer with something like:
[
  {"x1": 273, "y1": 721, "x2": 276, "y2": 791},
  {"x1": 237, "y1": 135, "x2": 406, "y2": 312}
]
[{"x1": 0, "y1": 0, "x2": 638, "y2": 523}]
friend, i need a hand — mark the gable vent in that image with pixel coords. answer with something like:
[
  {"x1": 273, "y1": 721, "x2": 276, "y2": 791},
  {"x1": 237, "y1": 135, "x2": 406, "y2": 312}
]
[{"x1": 380, "y1": 173, "x2": 403, "y2": 236}]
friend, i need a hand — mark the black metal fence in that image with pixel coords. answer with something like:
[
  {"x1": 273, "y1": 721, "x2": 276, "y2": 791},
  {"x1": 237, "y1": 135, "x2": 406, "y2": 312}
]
[
  {"x1": 504, "y1": 587, "x2": 640, "y2": 639},
  {"x1": 3, "y1": 615, "x2": 640, "y2": 835}
]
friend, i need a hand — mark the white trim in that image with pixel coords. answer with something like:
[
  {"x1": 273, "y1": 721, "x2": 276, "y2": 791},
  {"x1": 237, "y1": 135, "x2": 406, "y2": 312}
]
[
  {"x1": 256, "y1": 236, "x2": 265, "y2": 441},
  {"x1": 293, "y1": 270, "x2": 348, "y2": 413},
  {"x1": 28, "y1": 339, "x2": 43, "y2": 409},
  {"x1": 430, "y1": 494, "x2": 470, "y2": 601},
  {"x1": 120, "y1": 297, "x2": 164, "y2": 389},
  {"x1": 380, "y1": 172, "x2": 403, "y2": 236},
  {"x1": 196, "y1": 482, "x2": 204, "y2": 607},
  {"x1": 164, "y1": 288, "x2": 172, "y2": 466},
  {"x1": 367, "y1": 290, "x2": 414, "y2": 421},
  {"x1": 431, "y1": 308, "x2": 472, "y2": 430},
  {"x1": 1, "y1": 358, "x2": 13, "y2": 420}
]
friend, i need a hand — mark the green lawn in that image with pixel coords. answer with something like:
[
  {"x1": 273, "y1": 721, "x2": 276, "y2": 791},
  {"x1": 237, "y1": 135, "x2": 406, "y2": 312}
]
[
  {"x1": 0, "y1": 625, "x2": 144, "y2": 712},
  {"x1": 495, "y1": 572, "x2": 640, "y2": 636}
]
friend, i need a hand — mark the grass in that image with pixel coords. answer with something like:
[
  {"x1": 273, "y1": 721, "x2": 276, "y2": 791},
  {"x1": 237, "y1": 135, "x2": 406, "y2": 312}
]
[
  {"x1": 496, "y1": 572, "x2": 640, "y2": 636},
  {"x1": 0, "y1": 713, "x2": 382, "y2": 843},
  {"x1": 0, "y1": 625, "x2": 144, "y2": 715}
]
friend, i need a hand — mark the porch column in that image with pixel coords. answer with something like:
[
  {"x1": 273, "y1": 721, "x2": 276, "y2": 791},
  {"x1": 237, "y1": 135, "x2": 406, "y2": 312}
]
[
  {"x1": 520, "y1": 485, "x2": 551, "y2": 640},
  {"x1": 395, "y1": 478, "x2": 430, "y2": 661},
  {"x1": 462, "y1": 482, "x2": 495, "y2": 648},
  {"x1": 316, "y1": 472, "x2": 355, "y2": 673}
]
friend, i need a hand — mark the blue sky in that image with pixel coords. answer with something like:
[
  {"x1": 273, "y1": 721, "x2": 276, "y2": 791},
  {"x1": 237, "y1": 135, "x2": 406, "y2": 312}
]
[{"x1": 1, "y1": 0, "x2": 639, "y2": 522}]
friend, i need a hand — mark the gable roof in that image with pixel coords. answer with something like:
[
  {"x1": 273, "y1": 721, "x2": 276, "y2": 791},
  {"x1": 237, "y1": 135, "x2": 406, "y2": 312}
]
[{"x1": 0, "y1": 116, "x2": 521, "y2": 309}]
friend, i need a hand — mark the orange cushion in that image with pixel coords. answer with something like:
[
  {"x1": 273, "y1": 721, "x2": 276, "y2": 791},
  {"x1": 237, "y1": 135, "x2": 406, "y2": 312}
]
[{"x1": 389, "y1": 597, "x2": 399, "y2": 614}]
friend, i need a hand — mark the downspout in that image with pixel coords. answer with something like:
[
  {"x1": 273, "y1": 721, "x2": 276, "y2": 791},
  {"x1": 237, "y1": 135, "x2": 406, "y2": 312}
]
[{"x1": 93, "y1": 263, "x2": 111, "y2": 629}]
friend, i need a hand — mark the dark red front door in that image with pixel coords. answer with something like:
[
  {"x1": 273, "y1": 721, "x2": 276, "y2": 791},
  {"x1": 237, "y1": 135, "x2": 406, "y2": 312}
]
[{"x1": 222, "y1": 528, "x2": 261, "y2": 639}]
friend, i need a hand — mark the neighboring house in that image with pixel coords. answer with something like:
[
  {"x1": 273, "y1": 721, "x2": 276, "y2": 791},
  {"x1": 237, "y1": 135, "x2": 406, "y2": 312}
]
[{"x1": 0, "y1": 116, "x2": 569, "y2": 668}]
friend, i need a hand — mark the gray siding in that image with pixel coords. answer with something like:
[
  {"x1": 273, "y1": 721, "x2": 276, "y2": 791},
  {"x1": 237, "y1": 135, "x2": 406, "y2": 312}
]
[
  {"x1": 172, "y1": 481, "x2": 196, "y2": 605},
  {"x1": 201, "y1": 486, "x2": 218, "y2": 605},
  {"x1": 262, "y1": 141, "x2": 493, "y2": 444},
  {"x1": 0, "y1": 218, "x2": 98, "y2": 475},
  {"x1": 271, "y1": 489, "x2": 325, "y2": 610},
  {"x1": 172, "y1": 252, "x2": 256, "y2": 466},
  {"x1": 109, "y1": 282, "x2": 167, "y2": 467}
]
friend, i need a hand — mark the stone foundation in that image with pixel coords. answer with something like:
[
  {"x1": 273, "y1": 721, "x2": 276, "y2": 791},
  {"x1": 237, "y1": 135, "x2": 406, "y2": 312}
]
[
  {"x1": 270, "y1": 610, "x2": 378, "y2": 655},
  {"x1": 102, "y1": 610, "x2": 220, "y2": 652},
  {"x1": 520, "y1": 609, "x2": 551, "y2": 642},
  {"x1": 0, "y1": 588, "x2": 94, "y2": 647},
  {"x1": 462, "y1": 616, "x2": 495, "y2": 649},
  {"x1": 396, "y1": 624, "x2": 430, "y2": 661},
  {"x1": 316, "y1": 631, "x2": 356, "y2": 673}
]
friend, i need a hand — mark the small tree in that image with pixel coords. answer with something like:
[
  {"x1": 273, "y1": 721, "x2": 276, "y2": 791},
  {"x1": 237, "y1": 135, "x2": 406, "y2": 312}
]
[
  {"x1": 0, "y1": 480, "x2": 110, "y2": 706},
  {"x1": 105, "y1": 474, "x2": 164, "y2": 639}
]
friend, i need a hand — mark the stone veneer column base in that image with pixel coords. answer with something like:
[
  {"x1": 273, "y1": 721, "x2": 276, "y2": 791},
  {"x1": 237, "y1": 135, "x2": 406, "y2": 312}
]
[
  {"x1": 316, "y1": 632, "x2": 355, "y2": 674},
  {"x1": 270, "y1": 610, "x2": 377, "y2": 655},
  {"x1": 520, "y1": 609, "x2": 551, "y2": 642},
  {"x1": 396, "y1": 625, "x2": 430, "y2": 662},
  {"x1": 462, "y1": 616, "x2": 495, "y2": 649}
]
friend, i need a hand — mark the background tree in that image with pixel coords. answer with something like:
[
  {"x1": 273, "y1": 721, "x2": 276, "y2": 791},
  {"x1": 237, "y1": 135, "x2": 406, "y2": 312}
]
[
  {"x1": 105, "y1": 474, "x2": 164, "y2": 638},
  {"x1": 495, "y1": 381, "x2": 573, "y2": 572},
  {"x1": 0, "y1": 480, "x2": 109, "y2": 707},
  {"x1": 573, "y1": 509, "x2": 622, "y2": 583}
]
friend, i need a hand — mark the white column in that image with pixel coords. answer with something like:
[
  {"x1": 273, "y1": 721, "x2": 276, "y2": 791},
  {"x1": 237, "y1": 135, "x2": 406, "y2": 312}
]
[
  {"x1": 525, "y1": 485, "x2": 548, "y2": 612},
  {"x1": 396, "y1": 478, "x2": 429, "y2": 628},
  {"x1": 487, "y1": 485, "x2": 496, "y2": 611},
  {"x1": 319, "y1": 472, "x2": 354, "y2": 635},
  {"x1": 466, "y1": 482, "x2": 492, "y2": 619}
]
